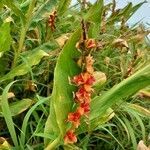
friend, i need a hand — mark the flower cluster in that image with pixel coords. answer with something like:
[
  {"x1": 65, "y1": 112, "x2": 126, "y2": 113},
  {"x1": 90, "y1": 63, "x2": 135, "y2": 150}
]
[
  {"x1": 64, "y1": 39, "x2": 96, "y2": 144},
  {"x1": 48, "y1": 10, "x2": 57, "y2": 32}
]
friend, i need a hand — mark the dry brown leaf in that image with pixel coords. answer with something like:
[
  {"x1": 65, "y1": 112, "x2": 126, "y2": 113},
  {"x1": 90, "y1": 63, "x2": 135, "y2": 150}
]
[
  {"x1": 137, "y1": 140, "x2": 150, "y2": 150},
  {"x1": 138, "y1": 90, "x2": 150, "y2": 99},
  {"x1": 0, "y1": 137, "x2": 11, "y2": 149},
  {"x1": 55, "y1": 33, "x2": 70, "y2": 47},
  {"x1": 7, "y1": 92, "x2": 15, "y2": 99},
  {"x1": 112, "y1": 38, "x2": 129, "y2": 49},
  {"x1": 0, "y1": 92, "x2": 15, "y2": 100}
]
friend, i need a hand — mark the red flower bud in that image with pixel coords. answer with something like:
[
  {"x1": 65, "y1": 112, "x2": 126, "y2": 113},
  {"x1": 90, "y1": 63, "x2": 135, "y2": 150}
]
[
  {"x1": 68, "y1": 111, "x2": 81, "y2": 128},
  {"x1": 48, "y1": 10, "x2": 57, "y2": 32},
  {"x1": 85, "y1": 39, "x2": 97, "y2": 49},
  {"x1": 72, "y1": 72, "x2": 95, "y2": 86},
  {"x1": 80, "y1": 103, "x2": 90, "y2": 113},
  {"x1": 64, "y1": 130, "x2": 77, "y2": 144},
  {"x1": 72, "y1": 74, "x2": 84, "y2": 86},
  {"x1": 84, "y1": 74, "x2": 95, "y2": 85},
  {"x1": 83, "y1": 84, "x2": 94, "y2": 92},
  {"x1": 75, "y1": 86, "x2": 91, "y2": 103}
]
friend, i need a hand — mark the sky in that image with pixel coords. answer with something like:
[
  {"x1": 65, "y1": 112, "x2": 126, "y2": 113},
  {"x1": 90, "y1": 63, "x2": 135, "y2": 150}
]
[{"x1": 72, "y1": 0, "x2": 150, "y2": 26}]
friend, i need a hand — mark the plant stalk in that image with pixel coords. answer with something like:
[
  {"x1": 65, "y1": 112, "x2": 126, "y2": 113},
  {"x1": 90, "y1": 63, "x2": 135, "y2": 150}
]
[
  {"x1": 13, "y1": 0, "x2": 36, "y2": 67},
  {"x1": 45, "y1": 136, "x2": 61, "y2": 150}
]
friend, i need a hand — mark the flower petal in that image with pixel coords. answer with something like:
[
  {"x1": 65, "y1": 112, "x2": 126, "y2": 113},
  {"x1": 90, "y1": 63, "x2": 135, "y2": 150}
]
[{"x1": 64, "y1": 130, "x2": 77, "y2": 144}]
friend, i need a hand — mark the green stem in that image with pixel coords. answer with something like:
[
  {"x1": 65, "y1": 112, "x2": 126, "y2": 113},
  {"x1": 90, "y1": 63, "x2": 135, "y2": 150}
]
[
  {"x1": 13, "y1": 0, "x2": 36, "y2": 67},
  {"x1": 12, "y1": 44, "x2": 17, "y2": 68},
  {"x1": 44, "y1": 136, "x2": 61, "y2": 150},
  {"x1": 18, "y1": 27, "x2": 26, "y2": 56}
]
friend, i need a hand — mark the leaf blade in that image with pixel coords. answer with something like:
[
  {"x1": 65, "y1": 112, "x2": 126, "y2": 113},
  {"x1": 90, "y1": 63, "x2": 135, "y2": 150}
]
[
  {"x1": 0, "y1": 22, "x2": 12, "y2": 52},
  {"x1": 0, "y1": 50, "x2": 48, "y2": 82},
  {"x1": 90, "y1": 64, "x2": 150, "y2": 121}
]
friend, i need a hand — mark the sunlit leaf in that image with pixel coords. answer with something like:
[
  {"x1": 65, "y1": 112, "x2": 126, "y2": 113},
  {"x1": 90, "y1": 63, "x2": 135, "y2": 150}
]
[
  {"x1": 112, "y1": 38, "x2": 129, "y2": 48},
  {"x1": 55, "y1": 33, "x2": 70, "y2": 48},
  {"x1": 0, "y1": 22, "x2": 12, "y2": 52},
  {"x1": 0, "y1": 99, "x2": 34, "y2": 117},
  {"x1": 138, "y1": 89, "x2": 150, "y2": 98},
  {"x1": 137, "y1": 140, "x2": 149, "y2": 150},
  {"x1": 2, "y1": 0, "x2": 26, "y2": 24},
  {"x1": 0, "y1": 50, "x2": 49, "y2": 82},
  {"x1": 0, "y1": 137, "x2": 11, "y2": 150},
  {"x1": 93, "y1": 71, "x2": 107, "y2": 88},
  {"x1": 0, "y1": 92, "x2": 15, "y2": 102},
  {"x1": 125, "y1": 103, "x2": 150, "y2": 117}
]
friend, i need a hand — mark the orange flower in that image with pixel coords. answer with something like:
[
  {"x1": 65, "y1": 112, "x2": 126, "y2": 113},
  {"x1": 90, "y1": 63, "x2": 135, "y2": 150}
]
[
  {"x1": 85, "y1": 39, "x2": 97, "y2": 49},
  {"x1": 80, "y1": 103, "x2": 90, "y2": 113},
  {"x1": 77, "y1": 103, "x2": 90, "y2": 116},
  {"x1": 64, "y1": 37, "x2": 96, "y2": 144},
  {"x1": 72, "y1": 74, "x2": 84, "y2": 86},
  {"x1": 68, "y1": 111, "x2": 81, "y2": 128},
  {"x1": 83, "y1": 72, "x2": 95, "y2": 85},
  {"x1": 76, "y1": 107, "x2": 84, "y2": 116},
  {"x1": 72, "y1": 72, "x2": 95, "y2": 86},
  {"x1": 64, "y1": 130, "x2": 77, "y2": 144},
  {"x1": 75, "y1": 86, "x2": 91, "y2": 103},
  {"x1": 83, "y1": 84, "x2": 94, "y2": 92}
]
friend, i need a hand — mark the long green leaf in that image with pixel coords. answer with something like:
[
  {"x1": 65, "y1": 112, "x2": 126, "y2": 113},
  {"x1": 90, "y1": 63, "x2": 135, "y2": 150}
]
[
  {"x1": 90, "y1": 64, "x2": 150, "y2": 121},
  {"x1": 106, "y1": 1, "x2": 146, "y2": 25},
  {"x1": 0, "y1": 50, "x2": 48, "y2": 82},
  {"x1": 123, "y1": 118, "x2": 137, "y2": 149},
  {"x1": 20, "y1": 96, "x2": 49, "y2": 147},
  {"x1": 87, "y1": 0, "x2": 104, "y2": 38},
  {"x1": 125, "y1": 103, "x2": 150, "y2": 117},
  {"x1": 1, "y1": 81, "x2": 19, "y2": 148},
  {"x1": 130, "y1": 112, "x2": 146, "y2": 141},
  {"x1": 84, "y1": 0, "x2": 103, "y2": 23},
  {"x1": 57, "y1": 0, "x2": 71, "y2": 15},
  {"x1": 44, "y1": 30, "x2": 81, "y2": 147},
  {"x1": 32, "y1": 0, "x2": 57, "y2": 22},
  {"x1": 101, "y1": 127, "x2": 125, "y2": 149},
  {"x1": 115, "y1": 115, "x2": 130, "y2": 141},
  {"x1": 0, "y1": 99, "x2": 34, "y2": 117},
  {"x1": 106, "y1": 2, "x2": 132, "y2": 25},
  {"x1": 127, "y1": 1, "x2": 146, "y2": 21}
]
